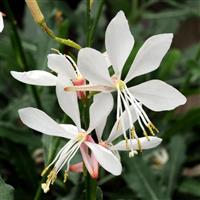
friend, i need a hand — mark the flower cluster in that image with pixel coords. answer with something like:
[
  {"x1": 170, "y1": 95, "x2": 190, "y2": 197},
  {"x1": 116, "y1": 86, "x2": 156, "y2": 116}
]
[{"x1": 11, "y1": 11, "x2": 186, "y2": 193}]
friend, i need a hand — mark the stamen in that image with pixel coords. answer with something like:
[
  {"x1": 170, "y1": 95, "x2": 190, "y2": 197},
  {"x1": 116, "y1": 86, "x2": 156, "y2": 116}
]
[
  {"x1": 63, "y1": 170, "x2": 68, "y2": 183},
  {"x1": 137, "y1": 139, "x2": 142, "y2": 152},
  {"x1": 41, "y1": 169, "x2": 57, "y2": 193}
]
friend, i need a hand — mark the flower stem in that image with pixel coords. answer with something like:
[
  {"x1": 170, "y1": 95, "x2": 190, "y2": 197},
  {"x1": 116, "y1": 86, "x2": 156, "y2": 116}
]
[
  {"x1": 25, "y1": 0, "x2": 81, "y2": 50},
  {"x1": 3, "y1": 0, "x2": 42, "y2": 109},
  {"x1": 88, "y1": 0, "x2": 104, "y2": 47},
  {"x1": 85, "y1": 171, "x2": 97, "y2": 200}
]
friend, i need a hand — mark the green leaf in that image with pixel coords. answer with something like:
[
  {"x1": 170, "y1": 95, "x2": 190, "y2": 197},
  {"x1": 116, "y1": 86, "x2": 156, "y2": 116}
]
[
  {"x1": 0, "y1": 121, "x2": 41, "y2": 149},
  {"x1": 123, "y1": 154, "x2": 167, "y2": 200},
  {"x1": 162, "y1": 135, "x2": 186, "y2": 197},
  {"x1": 159, "y1": 49, "x2": 181, "y2": 80},
  {"x1": 179, "y1": 178, "x2": 200, "y2": 197},
  {"x1": 0, "y1": 176, "x2": 14, "y2": 200}
]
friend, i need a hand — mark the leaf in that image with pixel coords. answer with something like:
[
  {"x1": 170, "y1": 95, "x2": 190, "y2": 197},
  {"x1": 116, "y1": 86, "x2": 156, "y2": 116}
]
[
  {"x1": 162, "y1": 135, "x2": 186, "y2": 197},
  {"x1": 0, "y1": 121, "x2": 41, "y2": 149},
  {"x1": 122, "y1": 154, "x2": 167, "y2": 200},
  {"x1": 159, "y1": 49, "x2": 181, "y2": 80},
  {"x1": 178, "y1": 178, "x2": 200, "y2": 197},
  {"x1": 0, "y1": 176, "x2": 14, "y2": 200}
]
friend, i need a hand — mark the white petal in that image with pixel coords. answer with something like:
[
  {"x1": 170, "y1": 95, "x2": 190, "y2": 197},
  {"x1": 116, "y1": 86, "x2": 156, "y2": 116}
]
[
  {"x1": 10, "y1": 70, "x2": 57, "y2": 86},
  {"x1": 95, "y1": 120, "x2": 106, "y2": 142},
  {"x1": 48, "y1": 54, "x2": 76, "y2": 79},
  {"x1": 56, "y1": 74, "x2": 81, "y2": 129},
  {"x1": 78, "y1": 48, "x2": 113, "y2": 85},
  {"x1": 129, "y1": 79, "x2": 187, "y2": 111},
  {"x1": 85, "y1": 142, "x2": 122, "y2": 176},
  {"x1": 18, "y1": 107, "x2": 72, "y2": 139},
  {"x1": 107, "y1": 106, "x2": 137, "y2": 143},
  {"x1": 0, "y1": 12, "x2": 4, "y2": 32},
  {"x1": 102, "y1": 51, "x2": 111, "y2": 67},
  {"x1": 105, "y1": 11, "x2": 134, "y2": 77},
  {"x1": 111, "y1": 136, "x2": 162, "y2": 151},
  {"x1": 88, "y1": 93, "x2": 113, "y2": 134},
  {"x1": 59, "y1": 124, "x2": 79, "y2": 139},
  {"x1": 125, "y1": 34, "x2": 173, "y2": 83}
]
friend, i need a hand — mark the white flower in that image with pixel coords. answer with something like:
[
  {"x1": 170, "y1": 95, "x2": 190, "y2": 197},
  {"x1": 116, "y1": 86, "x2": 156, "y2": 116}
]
[
  {"x1": 64, "y1": 11, "x2": 187, "y2": 141},
  {"x1": 18, "y1": 92, "x2": 122, "y2": 193},
  {"x1": 0, "y1": 12, "x2": 4, "y2": 32}
]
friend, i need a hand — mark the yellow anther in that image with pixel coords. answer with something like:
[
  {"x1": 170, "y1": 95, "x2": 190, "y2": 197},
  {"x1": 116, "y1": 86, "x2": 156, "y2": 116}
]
[
  {"x1": 41, "y1": 166, "x2": 50, "y2": 177},
  {"x1": 116, "y1": 80, "x2": 126, "y2": 91},
  {"x1": 147, "y1": 124, "x2": 155, "y2": 136},
  {"x1": 143, "y1": 130, "x2": 150, "y2": 141},
  {"x1": 41, "y1": 169, "x2": 57, "y2": 193},
  {"x1": 63, "y1": 170, "x2": 68, "y2": 183},
  {"x1": 149, "y1": 123, "x2": 159, "y2": 133},
  {"x1": 125, "y1": 137, "x2": 129, "y2": 150},
  {"x1": 137, "y1": 139, "x2": 142, "y2": 152},
  {"x1": 131, "y1": 128, "x2": 136, "y2": 139}
]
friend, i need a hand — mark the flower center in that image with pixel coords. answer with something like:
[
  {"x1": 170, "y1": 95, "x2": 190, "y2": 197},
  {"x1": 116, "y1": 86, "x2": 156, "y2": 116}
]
[{"x1": 76, "y1": 131, "x2": 87, "y2": 141}]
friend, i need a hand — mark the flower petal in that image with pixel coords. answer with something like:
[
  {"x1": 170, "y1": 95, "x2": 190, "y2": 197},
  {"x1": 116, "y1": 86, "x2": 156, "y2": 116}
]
[
  {"x1": 129, "y1": 79, "x2": 187, "y2": 111},
  {"x1": 78, "y1": 48, "x2": 113, "y2": 85},
  {"x1": 10, "y1": 70, "x2": 57, "y2": 86},
  {"x1": 125, "y1": 34, "x2": 173, "y2": 82},
  {"x1": 107, "y1": 106, "x2": 137, "y2": 143},
  {"x1": 0, "y1": 12, "x2": 4, "y2": 32},
  {"x1": 111, "y1": 136, "x2": 162, "y2": 151},
  {"x1": 18, "y1": 107, "x2": 72, "y2": 139},
  {"x1": 48, "y1": 54, "x2": 76, "y2": 79},
  {"x1": 102, "y1": 51, "x2": 111, "y2": 67},
  {"x1": 85, "y1": 141, "x2": 122, "y2": 176},
  {"x1": 88, "y1": 93, "x2": 113, "y2": 134},
  {"x1": 56, "y1": 74, "x2": 81, "y2": 129},
  {"x1": 59, "y1": 124, "x2": 79, "y2": 139},
  {"x1": 105, "y1": 11, "x2": 134, "y2": 77}
]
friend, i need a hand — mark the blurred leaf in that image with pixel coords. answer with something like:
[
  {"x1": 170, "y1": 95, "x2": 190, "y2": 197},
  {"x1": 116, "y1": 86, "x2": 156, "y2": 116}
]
[
  {"x1": 123, "y1": 154, "x2": 167, "y2": 200},
  {"x1": 162, "y1": 135, "x2": 186, "y2": 196},
  {"x1": 0, "y1": 176, "x2": 14, "y2": 200},
  {"x1": 165, "y1": 108, "x2": 200, "y2": 136},
  {"x1": 0, "y1": 121, "x2": 41, "y2": 149},
  {"x1": 96, "y1": 186, "x2": 103, "y2": 200},
  {"x1": 159, "y1": 49, "x2": 181, "y2": 80},
  {"x1": 178, "y1": 178, "x2": 200, "y2": 197}
]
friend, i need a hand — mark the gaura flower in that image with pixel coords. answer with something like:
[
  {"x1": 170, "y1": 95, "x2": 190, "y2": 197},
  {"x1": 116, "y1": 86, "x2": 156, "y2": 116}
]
[
  {"x1": 18, "y1": 92, "x2": 121, "y2": 193},
  {"x1": 0, "y1": 12, "x2": 4, "y2": 32},
  {"x1": 10, "y1": 53, "x2": 86, "y2": 100},
  {"x1": 64, "y1": 11, "x2": 187, "y2": 141}
]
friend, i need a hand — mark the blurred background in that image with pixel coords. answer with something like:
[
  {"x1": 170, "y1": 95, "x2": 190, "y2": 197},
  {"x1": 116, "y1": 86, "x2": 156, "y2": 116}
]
[{"x1": 0, "y1": 0, "x2": 200, "y2": 199}]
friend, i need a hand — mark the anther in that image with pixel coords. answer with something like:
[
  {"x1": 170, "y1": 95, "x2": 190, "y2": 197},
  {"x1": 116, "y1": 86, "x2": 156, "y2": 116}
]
[
  {"x1": 63, "y1": 170, "x2": 68, "y2": 183},
  {"x1": 143, "y1": 130, "x2": 150, "y2": 141},
  {"x1": 41, "y1": 166, "x2": 50, "y2": 177}
]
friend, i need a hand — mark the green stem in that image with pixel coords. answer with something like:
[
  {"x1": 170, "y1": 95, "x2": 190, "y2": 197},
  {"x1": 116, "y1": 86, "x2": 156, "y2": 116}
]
[
  {"x1": 3, "y1": 0, "x2": 42, "y2": 109},
  {"x1": 88, "y1": 0, "x2": 104, "y2": 47},
  {"x1": 38, "y1": 20, "x2": 81, "y2": 50},
  {"x1": 86, "y1": 0, "x2": 91, "y2": 46},
  {"x1": 85, "y1": 171, "x2": 97, "y2": 200}
]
